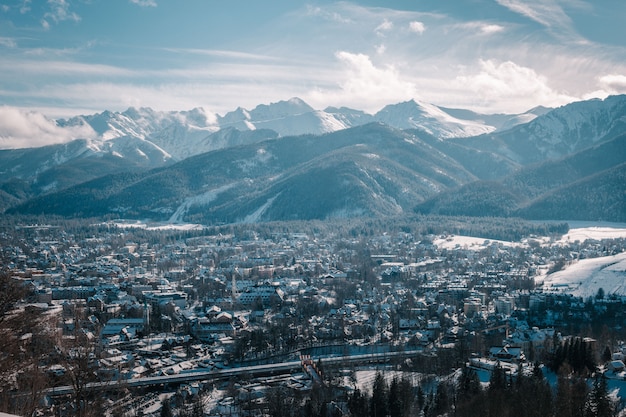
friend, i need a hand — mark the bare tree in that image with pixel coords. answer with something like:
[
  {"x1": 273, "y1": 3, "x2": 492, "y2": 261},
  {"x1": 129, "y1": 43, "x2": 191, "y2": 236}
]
[
  {"x1": 60, "y1": 306, "x2": 100, "y2": 417},
  {"x1": 0, "y1": 270, "x2": 51, "y2": 416}
]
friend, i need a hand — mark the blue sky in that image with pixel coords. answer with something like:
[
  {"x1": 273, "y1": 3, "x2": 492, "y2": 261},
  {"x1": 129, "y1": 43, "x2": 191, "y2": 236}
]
[{"x1": 1, "y1": 0, "x2": 626, "y2": 120}]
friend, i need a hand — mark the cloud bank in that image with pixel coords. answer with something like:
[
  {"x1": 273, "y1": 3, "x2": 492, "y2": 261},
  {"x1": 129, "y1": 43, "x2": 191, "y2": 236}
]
[
  {"x1": 0, "y1": 106, "x2": 96, "y2": 149},
  {"x1": 307, "y1": 51, "x2": 417, "y2": 113},
  {"x1": 454, "y1": 59, "x2": 577, "y2": 111}
]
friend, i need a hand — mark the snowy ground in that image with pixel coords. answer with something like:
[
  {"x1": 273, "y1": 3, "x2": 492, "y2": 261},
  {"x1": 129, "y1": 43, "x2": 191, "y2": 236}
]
[
  {"x1": 353, "y1": 369, "x2": 434, "y2": 395},
  {"x1": 542, "y1": 251, "x2": 626, "y2": 298},
  {"x1": 433, "y1": 222, "x2": 626, "y2": 252},
  {"x1": 557, "y1": 222, "x2": 626, "y2": 244},
  {"x1": 433, "y1": 235, "x2": 520, "y2": 250},
  {"x1": 105, "y1": 220, "x2": 205, "y2": 231}
]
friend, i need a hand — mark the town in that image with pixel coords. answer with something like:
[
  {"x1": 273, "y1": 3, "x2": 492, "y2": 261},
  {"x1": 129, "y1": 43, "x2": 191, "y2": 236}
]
[{"x1": 1, "y1": 216, "x2": 626, "y2": 417}]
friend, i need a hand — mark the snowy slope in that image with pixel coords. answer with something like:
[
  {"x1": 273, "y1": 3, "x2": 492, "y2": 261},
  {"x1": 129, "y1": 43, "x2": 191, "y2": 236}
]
[
  {"x1": 523, "y1": 96, "x2": 626, "y2": 154},
  {"x1": 61, "y1": 106, "x2": 218, "y2": 140},
  {"x1": 91, "y1": 136, "x2": 172, "y2": 166},
  {"x1": 542, "y1": 251, "x2": 626, "y2": 298},
  {"x1": 217, "y1": 98, "x2": 350, "y2": 136},
  {"x1": 498, "y1": 95, "x2": 626, "y2": 163},
  {"x1": 215, "y1": 97, "x2": 535, "y2": 138},
  {"x1": 373, "y1": 100, "x2": 498, "y2": 138}
]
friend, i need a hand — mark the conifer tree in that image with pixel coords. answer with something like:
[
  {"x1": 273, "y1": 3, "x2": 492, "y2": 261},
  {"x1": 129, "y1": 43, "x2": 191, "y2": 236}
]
[
  {"x1": 160, "y1": 399, "x2": 173, "y2": 417},
  {"x1": 487, "y1": 363, "x2": 509, "y2": 417},
  {"x1": 370, "y1": 372, "x2": 388, "y2": 417},
  {"x1": 458, "y1": 365, "x2": 481, "y2": 402},
  {"x1": 388, "y1": 377, "x2": 402, "y2": 417},
  {"x1": 348, "y1": 388, "x2": 369, "y2": 417},
  {"x1": 585, "y1": 376, "x2": 613, "y2": 417}
]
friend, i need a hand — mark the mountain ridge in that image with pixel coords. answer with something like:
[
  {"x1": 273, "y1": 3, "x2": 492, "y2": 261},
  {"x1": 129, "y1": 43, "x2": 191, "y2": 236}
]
[{"x1": 3, "y1": 95, "x2": 626, "y2": 223}]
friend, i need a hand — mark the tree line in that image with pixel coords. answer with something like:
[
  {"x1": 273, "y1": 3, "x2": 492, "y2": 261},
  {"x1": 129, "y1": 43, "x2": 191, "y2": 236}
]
[{"x1": 346, "y1": 364, "x2": 616, "y2": 417}]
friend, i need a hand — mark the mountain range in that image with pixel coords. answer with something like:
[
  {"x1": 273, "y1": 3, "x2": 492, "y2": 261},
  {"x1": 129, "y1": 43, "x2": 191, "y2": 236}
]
[{"x1": 2, "y1": 95, "x2": 626, "y2": 223}]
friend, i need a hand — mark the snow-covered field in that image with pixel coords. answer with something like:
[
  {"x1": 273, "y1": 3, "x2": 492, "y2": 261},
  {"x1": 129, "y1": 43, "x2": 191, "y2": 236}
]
[
  {"x1": 542, "y1": 251, "x2": 626, "y2": 298},
  {"x1": 353, "y1": 370, "x2": 433, "y2": 394},
  {"x1": 557, "y1": 223, "x2": 626, "y2": 243},
  {"x1": 105, "y1": 220, "x2": 204, "y2": 231},
  {"x1": 434, "y1": 224, "x2": 626, "y2": 252},
  {"x1": 433, "y1": 235, "x2": 520, "y2": 250},
  {"x1": 544, "y1": 223, "x2": 626, "y2": 298}
]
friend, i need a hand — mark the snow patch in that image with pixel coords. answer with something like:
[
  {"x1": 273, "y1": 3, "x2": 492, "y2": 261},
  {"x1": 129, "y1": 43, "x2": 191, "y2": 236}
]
[
  {"x1": 241, "y1": 194, "x2": 279, "y2": 223},
  {"x1": 434, "y1": 235, "x2": 521, "y2": 250},
  {"x1": 168, "y1": 184, "x2": 235, "y2": 223},
  {"x1": 236, "y1": 148, "x2": 274, "y2": 172},
  {"x1": 542, "y1": 251, "x2": 626, "y2": 298},
  {"x1": 557, "y1": 223, "x2": 626, "y2": 243}
]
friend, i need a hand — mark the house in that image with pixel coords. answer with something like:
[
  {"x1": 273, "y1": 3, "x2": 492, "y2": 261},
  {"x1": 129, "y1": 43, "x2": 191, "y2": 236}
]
[
  {"x1": 192, "y1": 317, "x2": 236, "y2": 342},
  {"x1": 608, "y1": 360, "x2": 625, "y2": 373},
  {"x1": 489, "y1": 345, "x2": 525, "y2": 363},
  {"x1": 143, "y1": 290, "x2": 188, "y2": 308},
  {"x1": 101, "y1": 318, "x2": 147, "y2": 339},
  {"x1": 238, "y1": 282, "x2": 284, "y2": 306}
]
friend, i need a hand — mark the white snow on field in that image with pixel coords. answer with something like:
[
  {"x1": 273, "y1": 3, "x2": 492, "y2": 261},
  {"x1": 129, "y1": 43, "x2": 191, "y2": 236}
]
[
  {"x1": 433, "y1": 222, "x2": 626, "y2": 252},
  {"x1": 433, "y1": 235, "x2": 520, "y2": 250},
  {"x1": 104, "y1": 220, "x2": 204, "y2": 231},
  {"x1": 147, "y1": 223, "x2": 204, "y2": 231},
  {"x1": 542, "y1": 251, "x2": 626, "y2": 298},
  {"x1": 557, "y1": 223, "x2": 626, "y2": 244},
  {"x1": 353, "y1": 370, "x2": 430, "y2": 394}
]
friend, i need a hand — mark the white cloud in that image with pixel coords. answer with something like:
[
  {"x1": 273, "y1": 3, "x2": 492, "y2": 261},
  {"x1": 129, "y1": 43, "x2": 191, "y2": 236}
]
[
  {"x1": 375, "y1": 19, "x2": 394, "y2": 36},
  {"x1": 305, "y1": 5, "x2": 352, "y2": 24},
  {"x1": 0, "y1": 58, "x2": 134, "y2": 77},
  {"x1": 42, "y1": 0, "x2": 80, "y2": 28},
  {"x1": 0, "y1": 106, "x2": 96, "y2": 149},
  {"x1": 496, "y1": 0, "x2": 566, "y2": 28},
  {"x1": 494, "y1": 0, "x2": 588, "y2": 43},
  {"x1": 454, "y1": 59, "x2": 577, "y2": 112},
  {"x1": 10, "y1": 81, "x2": 300, "y2": 116},
  {"x1": 162, "y1": 48, "x2": 276, "y2": 62},
  {"x1": 598, "y1": 74, "x2": 626, "y2": 92},
  {"x1": 307, "y1": 51, "x2": 416, "y2": 113},
  {"x1": 0, "y1": 37, "x2": 16, "y2": 48},
  {"x1": 480, "y1": 24, "x2": 505, "y2": 35},
  {"x1": 130, "y1": 0, "x2": 157, "y2": 7},
  {"x1": 584, "y1": 74, "x2": 626, "y2": 100},
  {"x1": 20, "y1": 0, "x2": 31, "y2": 14},
  {"x1": 409, "y1": 21, "x2": 426, "y2": 34},
  {"x1": 453, "y1": 21, "x2": 506, "y2": 36}
]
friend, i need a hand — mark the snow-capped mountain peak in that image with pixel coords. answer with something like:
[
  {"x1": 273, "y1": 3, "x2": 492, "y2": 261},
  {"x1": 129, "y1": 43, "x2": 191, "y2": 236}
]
[
  {"x1": 217, "y1": 98, "x2": 341, "y2": 137},
  {"x1": 374, "y1": 99, "x2": 497, "y2": 138}
]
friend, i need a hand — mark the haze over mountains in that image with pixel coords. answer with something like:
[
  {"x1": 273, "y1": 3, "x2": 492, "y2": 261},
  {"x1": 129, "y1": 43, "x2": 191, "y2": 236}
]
[{"x1": 2, "y1": 95, "x2": 625, "y2": 223}]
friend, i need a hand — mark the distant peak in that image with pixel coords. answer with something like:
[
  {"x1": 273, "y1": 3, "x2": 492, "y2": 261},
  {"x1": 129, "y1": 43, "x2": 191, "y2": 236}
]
[
  {"x1": 287, "y1": 97, "x2": 307, "y2": 105},
  {"x1": 270, "y1": 97, "x2": 314, "y2": 111},
  {"x1": 525, "y1": 105, "x2": 552, "y2": 116},
  {"x1": 123, "y1": 106, "x2": 154, "y2": 117},
  {"x1": 245, "y1": 97, "x2": 315, "y2": 120}
]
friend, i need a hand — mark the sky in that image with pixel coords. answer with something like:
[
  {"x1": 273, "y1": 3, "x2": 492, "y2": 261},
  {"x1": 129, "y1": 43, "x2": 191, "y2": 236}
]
[{"x1": 1, "y1": 0, "x2": 626, "y2": 147}]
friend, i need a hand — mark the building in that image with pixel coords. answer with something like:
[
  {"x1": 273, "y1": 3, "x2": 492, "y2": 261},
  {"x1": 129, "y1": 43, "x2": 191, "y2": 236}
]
[
  {"x1": 143, "y1": 291, "x2": 188, "y2": 309},
  {"x1": 238, "y1": 282, "x2": 284, "y2": 306}
]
